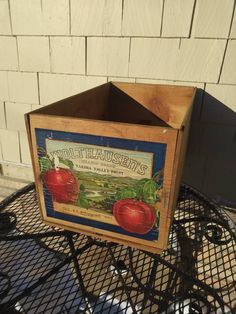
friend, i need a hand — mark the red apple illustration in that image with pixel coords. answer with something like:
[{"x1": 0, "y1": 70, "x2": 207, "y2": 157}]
[
  {"x1": 43, "y1": 168, "x2": 79, "y2": 204},
  {"x1": 113, "y1": 199, "x2": 155, "y2": 234}
]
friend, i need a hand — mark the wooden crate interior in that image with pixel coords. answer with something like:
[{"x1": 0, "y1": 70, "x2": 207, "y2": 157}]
[
  {"x1": 107, "y1": 84, "x2": 169, "y2": 127},
  {"x1": 31, "y1": 82, "x2": 195, "y2": 129}
]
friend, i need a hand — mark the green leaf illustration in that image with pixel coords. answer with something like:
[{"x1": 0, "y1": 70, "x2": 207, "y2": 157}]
[
  {"x1": 143, "y1": 180, "x2": 156, "y2": 195},
  {"x1": 142, "y1": 180, "x2": 157, "y2": 205},
  {"x1": 39, "y1": 156, "x2": 52, "y2": 174},
  {"x1": 58, "y1": 157, "x2": 74, "y2": 170},
  {"x1": 77, "y1": 192, "x2": 89, "y2": 209},
  {"x1": 135, "y1": 178, "x2": 149, "y2": 198},
  {"x1": 98, "y1": 196, "x2": 116, "y2": 213},
  {"x1": 116, "y1": 188, "x2": 137, "y2": 200},
  {"x1": 80, "y1": 184, "x2": 85, "y2": 191}
]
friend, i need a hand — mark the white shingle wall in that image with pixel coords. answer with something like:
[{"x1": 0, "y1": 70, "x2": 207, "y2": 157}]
[
  {"x1": 162, "y1": 0, "x2": 195, "y2": 37},
  {"x1": 0, "y1": 37, "x2": 18, "y2": 70},
  {"x1": 193, "y1": 0, "x2": 234, "y2": 38},
  {"x1": 39, "y1": 73, "x2": 107, "y2": 105},
  {"x1": 87, "y1": 37, "x2": 130, "y2": 76},
  {"x1": 10, "y1": 0, "x2": 70, "y2": 35},
  {"x1": 17, "y1": 36, "x2": 50, "y2": 72},
  {"x1": 0, "y1": 1, "x2": 11, "y2": 35},
  {"x1": 0, "y1": 0, "x2": 235, "y2": 201},
  {"x1": 122, "y1": 0, "x2": 163, "y2": 36},
  {"x1": 71, "y1": 0, "x2": 122, "y2": 36},
  {"x1": 50, "y1": 37, "x2": 86, "y2": 74}
]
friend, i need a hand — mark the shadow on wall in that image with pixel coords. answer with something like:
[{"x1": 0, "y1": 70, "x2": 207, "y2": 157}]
[{"x1": 183, "y1": 89, "x2": 236, "y2": 206}]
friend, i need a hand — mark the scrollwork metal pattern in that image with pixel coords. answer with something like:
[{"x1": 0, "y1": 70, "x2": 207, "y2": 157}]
[{"x1": 0, "y1": 183, "x2": 235, "y2": 313}]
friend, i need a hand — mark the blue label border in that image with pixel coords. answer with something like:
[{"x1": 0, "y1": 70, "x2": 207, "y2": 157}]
[{"x1": 36, "y1": 128, "x2": 167, "y2": 242}]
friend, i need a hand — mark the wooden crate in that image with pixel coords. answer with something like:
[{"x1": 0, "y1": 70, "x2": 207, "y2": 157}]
[{"x1": 25, "y1": 82, "x2": 196, "y2": 254}]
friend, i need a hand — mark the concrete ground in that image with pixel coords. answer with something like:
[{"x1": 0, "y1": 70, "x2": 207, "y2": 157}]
[{"x1": 0, "y1": 175, "x2": 31, "y2": 202}]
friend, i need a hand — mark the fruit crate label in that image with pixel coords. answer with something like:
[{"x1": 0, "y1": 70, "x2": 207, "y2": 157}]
[
  {"x1": 46, "y1": 140, "x2": 154, "y2": 179},
  {"x1": 36, "y1": 129, "x2": 167, "y2": 243}
]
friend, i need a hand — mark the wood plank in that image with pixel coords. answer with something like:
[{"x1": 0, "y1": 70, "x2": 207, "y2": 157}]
[
  {"x1": 108, "y1": 84, "x2": 170, "y2": 127},
  {"x1": 30, "y1": 83, "x2": 110, "y2": 120},
  {"x1": 113, "y1": 82, "x2": 195, "y2": 129},
  {"x1": 163, "y1": 89, "x2": 196, "y2": 248},
  {"x1": 29, "y1": 114, "x2": 176, "y2": 143},
  {"x1": 28, "y1": 114, "x2": 178, "y2": 252},
  {"x1": 25, "y1": 83, "x2": 196, "y2": 253}
]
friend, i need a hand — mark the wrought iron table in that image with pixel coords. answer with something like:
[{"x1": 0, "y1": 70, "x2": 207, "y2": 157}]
[{"x1": 0, "y1": 183, "x2": 235, "y2": 313}]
